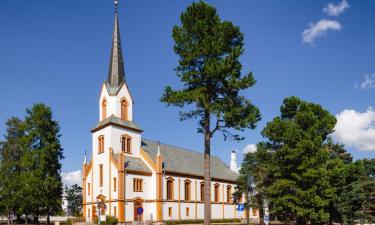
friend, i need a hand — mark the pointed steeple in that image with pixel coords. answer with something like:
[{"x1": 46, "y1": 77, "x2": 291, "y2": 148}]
[{"x1": 107, "y1": 0, "x2": 125, "y2": 88}]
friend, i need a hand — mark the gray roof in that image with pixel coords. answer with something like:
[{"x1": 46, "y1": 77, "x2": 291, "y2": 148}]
[
  {"x1": 91, "y1": 115, "x2": 142, "y2": 132},
  {"x1": 112, "y1": 153, "x2": 151, "y2": 173},
  {"x1": 141, "y1": 139, "x2": 238, "y2": 182},
  {"x1": 107, "y1": 6, "x2": 125, "y2": 88}
]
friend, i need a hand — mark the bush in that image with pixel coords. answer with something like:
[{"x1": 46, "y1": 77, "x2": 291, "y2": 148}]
[
  {"x1": 106, "y1": 216, "x2": 118, "y2": 225},
  {"x1": 66, "y1": 218, "x2": 73, "y2": 225},
  {"x1": 165, "y1": 218, "x2": 241, "y2": 225},
  {"x1": 93, "y1": 216, "x2": 118, "y2": 225}
]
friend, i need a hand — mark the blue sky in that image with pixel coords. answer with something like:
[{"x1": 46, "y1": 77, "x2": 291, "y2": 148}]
[{"x1": 0, "y1": 0, "x2": 374, "y2": 179}]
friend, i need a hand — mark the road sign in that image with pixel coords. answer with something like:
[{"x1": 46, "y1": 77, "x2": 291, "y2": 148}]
[
  {"x1": 264, "y1": 215, "x2": 270, "y2": 225},
  {"x1": 237, "y1": 204, "x2": 245, "y2": 211},
  {"x1": 137, "y1": 207, "x2": 144, "y2": 215}
]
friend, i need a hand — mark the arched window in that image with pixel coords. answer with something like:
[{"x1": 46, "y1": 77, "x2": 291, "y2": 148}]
[
  {"x1": 166, "y1": 177, "x2": 174, "y2": 200},
  {"x1": 121, "y1": 135, "x2": 131, "y2": 153},
  {"x1": 200, "y1": 182, "x2": 204, "y2": 201},
  {"x1": 214, "y1": 183, "x2": 220, "y2": 202},
  {"x1": 184, "y1": 180, "x2": 191, "y2": 201},
  {"x1": 98, "y1": 135, "x2": 104, "y2": 154},
  {"x1": 101, "y1": 99, "x2": 107, "y2": 120},
  {"x1": 226, "y1": 185, "x2": 232, "y2": 203},
  {"x1": 99, "y1": 164, "x2": 103, "y2": 187},
  {"x1": 120, "y1": 99, "x2": 128, "y2": 121},
  {"x1": 113, "y1": 177, "x2": 117, "y2": 192}
]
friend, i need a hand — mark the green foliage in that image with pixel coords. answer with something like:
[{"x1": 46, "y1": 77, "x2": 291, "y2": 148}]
[
  {"x1": 93, "y1": 216, "x2": 118, "y2": 225},
  {"x1": 239, "y1": 96, "x2": 375, "y2": 225},
  {"x1": 161, "y1": 1, "x2": 261, "y2": 141},
  {"x1": 162, "y1": 2, "x2": 260, "y2": 224},
  {"x1": 0, "y1": 103, "x2": 64, "y2": 223},
  {"x1": 164, "y1": 218, "x2": 241, "y2": 225},
  {"x1": 65, "y1": 184, "x2": 83, "y2": 217}
]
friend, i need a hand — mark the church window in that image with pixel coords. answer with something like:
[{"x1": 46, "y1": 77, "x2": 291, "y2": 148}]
[
  {"x1": 88, "y1": 209, "x2": 90, "y2": 218},
  {"x1": 214, "y1": 183, "x2": 220, "y2": 202},
  {"x1": 200, "y1": 182, "x2": 204, "y2": 201},
  {"x1": 226, "y1": 185, "x2": 232, "y2": 203},
  {"x1": 114, "y1": 206, "x2": 117, "y2": 217},
  {"x1": 133, "y1": 178, "x2": 143, "y2": 192},
  {"x1": 186, "y1": 207, "x2": 190, "y2": 216},
  {"x1": 113, "y1": 177, "x2": 117, "y2": 192},
  {"x1": 98, "y1": 135, "x2": 105, "y2": 154},
  {"x1": 121, "y1": 135, "x2": 131, "y2": 153},
  {"x1": 120, "y1": 99, "x2": 128, "y2": 121},
  {"x1": 88, "y1": 183, "x2": 91, "y2": 195},
  {"x1": 166, "y1": 177, "x2": 174, "y2": 200},
  {"x1": 99, "y1": 164, "x2": 103, "y2": 187},
  {"x1": 168, "y1": 207, "x2": 172, "y2": 217},
  {"x1": 102, "y1": 99, "x2": 107, "y2": 120},
  {"x1": 184, "y1": 180, "x2": 191, "y2": 201},
  {"x1": 252, "y1": 208, "x2": 257, "y2": 217}
]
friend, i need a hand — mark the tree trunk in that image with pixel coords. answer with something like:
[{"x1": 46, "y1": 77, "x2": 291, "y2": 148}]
[
  {"x1": 7, "y1": 212, "x2": 10, "y2": 225},
  {"x1": 47, "y1": 212, "x2": 50, "y2": 225},
  {"x1": 204, "y1": 113, "x2": 211, "y2": 225}
]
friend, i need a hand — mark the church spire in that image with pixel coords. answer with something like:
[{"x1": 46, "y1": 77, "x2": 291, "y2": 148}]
[{"x1": 107, "y1": 0, "x2": 125, "y2": 88}]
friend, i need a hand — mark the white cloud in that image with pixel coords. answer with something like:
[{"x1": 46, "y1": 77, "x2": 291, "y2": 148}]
[
  {"x1": 302, "y1": 19, "x2": 342, "y2": 45},
  {"x1": 243, "y1": 144, "x2": 257, "y2": 154},
  {"x1": 323, "y1": 0, "x2": 350, "y2": 16},
  {"x1": 333, "y1": 107, "x2": 375, "y2": 151},
  {"x1": 62, "y1": 170, "x2": 82, "y2": 187},
  {"x1": 355, "y1": 73, "x2": 375, "y2": 90}
]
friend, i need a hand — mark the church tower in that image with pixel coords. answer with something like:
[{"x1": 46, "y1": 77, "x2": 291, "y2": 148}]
[{"x1": 83, "y1": 1, "x2": 143, "y2": 223}]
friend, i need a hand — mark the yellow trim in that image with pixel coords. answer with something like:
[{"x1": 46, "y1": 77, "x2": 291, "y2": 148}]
[
  {"x1": 140, "y1": 148, "x2": 156, "y2": 170},
  {"x1": 195, "y1": 180, "x2": 197, "y2": 219},
  {"x1": 178, "y1": 179, "x2": 181, "y2": 220},
  {"x1": 222, "y1": 184, "x2": 225, "y2": 219},
  {"x1": 109, "y1": 150, "x2": 112, "y2": 216},
  {"x1": 156, "y1": 152, "x2": 163, "y2": 221}
]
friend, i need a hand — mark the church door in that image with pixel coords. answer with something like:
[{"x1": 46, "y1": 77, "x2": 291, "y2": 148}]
[{"x1": 133, "y1": 200, "x2": 143, "y2": 221}]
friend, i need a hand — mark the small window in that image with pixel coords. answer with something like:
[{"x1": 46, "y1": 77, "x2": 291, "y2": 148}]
[
  {"x1": 99, "y1": 165, "x2": 103, "y2": 187},
  {"x1": 184, "y1": 180, "x2": 191, "y2": 201},
  {"x1": 114, "y1": 206, "x2": 117, "y2": 217},
  {"x1": 186, "y1": 207, "x2": 189, "y2": 216},
  {"x1": 113, "y1": 178, "x2": 117, "y2": 192},
  {"x1": 214, "y1": 183, "x2": 220, "y2": 202},
  {"x1": 252, "y1": 208, "x2": 257, "y2": 216},
  {"x1": 88, "y1": 183, "x2": 91, "y2": 196},
  {"x1": 121, "y1": 99, "x2": 128, "y2": 121},
  {"x1": 102, "y1": 99, "x2": 107, "y2": 120},
  {"x1": 226, "y1": 185, "x2": 232, "y2": 203},
  {"x1": 121, "y1": 135, "x2": 131, "y2": 153},
  {"x1": 166, "y1": 178, "x2": 174, "y2": 200},
  {"x1": 98, "y1": 135, "x2": 105, "y2": 154},
  {"x1": 200, "y1": 182, "x2": 204, "y2": 201},
  {"x1": 168, "y1": 207, "x2": 172, "y2": 217},
  {"x1": 133, "y1": 178, "x2": 143, "y2": 192},
  {"x1": 88, "y1": 209, "x2": 90, "y2": 218}
]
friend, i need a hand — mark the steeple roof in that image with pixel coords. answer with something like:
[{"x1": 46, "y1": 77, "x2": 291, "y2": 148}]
[{"x1": 107, "y1": 1, "x2": 125, "y2": 88}]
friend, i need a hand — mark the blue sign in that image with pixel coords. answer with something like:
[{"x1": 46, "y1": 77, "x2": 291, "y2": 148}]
[
  {"x1": 137, "y1": 207, "x2": 144, "y2": 215},
  {"x1": 237, "y1": 204, "x2": 245, "y2": 211},
  {"x1": 264, "y1": 215, "x2": 270, "y2": 225}
]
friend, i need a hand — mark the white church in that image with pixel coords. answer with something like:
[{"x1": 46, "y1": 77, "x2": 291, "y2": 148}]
[{"x1": 82, "y1": 2, "x2": 259, "y2": 223}]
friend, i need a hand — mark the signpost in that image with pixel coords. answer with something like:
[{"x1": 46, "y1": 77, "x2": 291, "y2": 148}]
[{"x1": 237, "y1": 204, "x2": 245, "y2": 212}]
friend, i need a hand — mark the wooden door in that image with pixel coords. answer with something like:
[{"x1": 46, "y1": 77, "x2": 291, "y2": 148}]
[{"x1": 133, "y1": 200, "x2": 143, "y2": 221}]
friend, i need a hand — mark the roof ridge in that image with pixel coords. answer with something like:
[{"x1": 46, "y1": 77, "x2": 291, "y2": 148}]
[{"x1": 142, "y1": 138, "x2": 222, "y2": 160}]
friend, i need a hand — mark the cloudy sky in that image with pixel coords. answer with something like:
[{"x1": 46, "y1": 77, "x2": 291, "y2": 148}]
[{"x1": 0, "y1": 0, "x2": 374, "y2": 186}]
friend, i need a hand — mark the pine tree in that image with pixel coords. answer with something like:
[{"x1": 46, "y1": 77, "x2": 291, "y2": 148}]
[
  {"x1": 65, "y1": 184, "x2": 83, "y2": 217},
  {"x1": 259, "y1": 96, "x2": 337, "y2": 225},
  {"x1": 161, "y1": 2, "x2": 261, "y2": 224},
  {"x1": 23, "y1": 104, "x2": 64, "y2": 224},
  {"x1": 0, "y1": 118, "x2": 25, "y2": 225}
]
